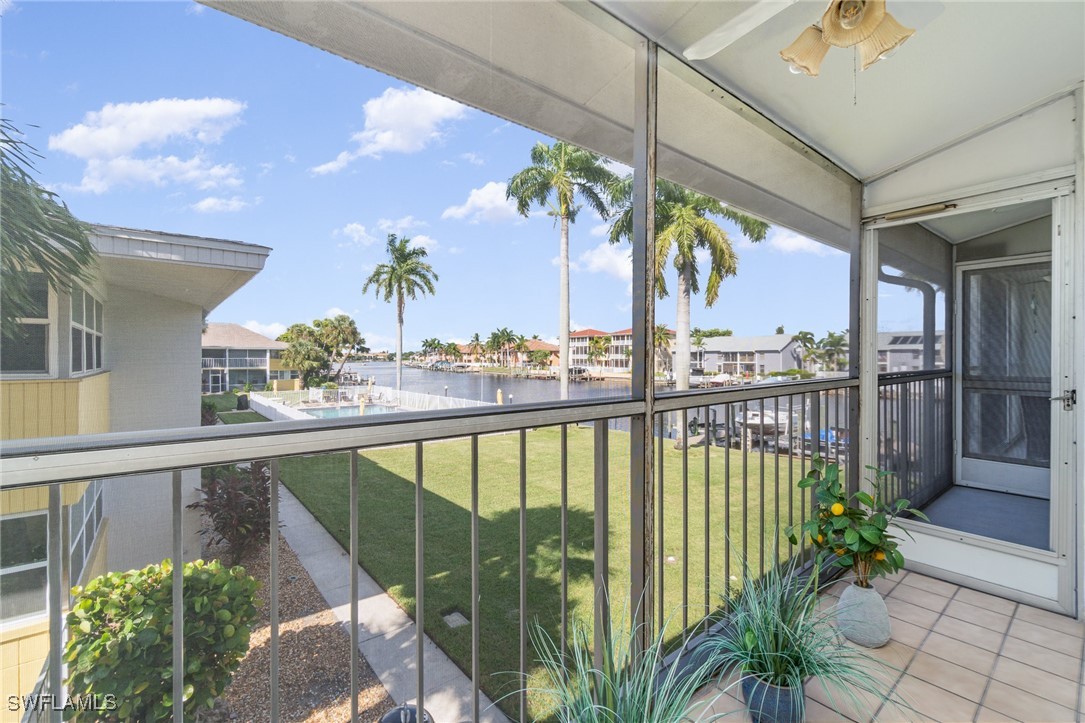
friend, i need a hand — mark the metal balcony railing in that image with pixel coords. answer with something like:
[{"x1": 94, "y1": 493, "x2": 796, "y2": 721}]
[
  {"x1": 0, "y1": 376, "x2": 857, "y2": 722},
  {"x1": 877, "y1": 370, "x2": 953, "y2": 511},
  {"x1": 201, "y1": 357, "x2": 267, "y2": 369}
]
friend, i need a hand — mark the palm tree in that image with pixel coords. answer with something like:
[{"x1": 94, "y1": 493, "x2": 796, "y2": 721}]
[
  {"x1": 513, "y1": 335, "x2": 529, "y2": 369},
  {"x1": 610, "y1": 178, "x2": 769, "y2": 390},
  {"x1": 587, "y1": 335, "x2": 611, "y2": 368},
  {"x1": 507, "y1": 141, "x2": 617, "y2": 399},
  {"x1": 443, "y1": 341, "x2": 462, "y2": 361},
  {"x1": 362, "y1": 234, "x2": 438, "y2": 390},
  {"x1": 468, "y1": 333, "x2": 484, "y2": 363},
  {"x1": 819, "y1": 330, "x2": 848, "y2": 372},
  {"x1": 653, "y1": 324, "x2": 673, "y2": 376},
  {"x1": 792, "y1": 330, "x2": 817, "y2": 372},
  {"x1": 314, "y1": 314, "x2": 367, "y2": 380},
  {"x1": 2, "y1": 119, "x2": 96, "y2": 339}
]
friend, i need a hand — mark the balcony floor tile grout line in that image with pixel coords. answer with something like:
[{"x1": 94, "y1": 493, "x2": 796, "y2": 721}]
[
  {"x1": 1077, "y1": 625, "x2": 1085, "y2": 717},
  {"x1": 276, "y1": 483, "x2": 511, "y2": 723},
  {"x1": 972, "y1": 600, "x2": 1019, "y2": 723},
  {"x1": 871, "y1": 573, "x2": 955, "y2": 723}
]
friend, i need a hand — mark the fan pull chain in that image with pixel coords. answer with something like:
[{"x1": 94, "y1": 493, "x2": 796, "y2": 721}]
[{"x1": 853, "y1": 46, "x2": 858, "y2": 106}]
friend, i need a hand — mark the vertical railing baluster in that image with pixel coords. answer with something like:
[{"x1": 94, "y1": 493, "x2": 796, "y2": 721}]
[
  {"x1": 350, "y1": 452, "x2": 359, "y2": 722},
  {"x1": 47, "y1": 486, "x2": 62, "y2": 723},
  {"x1": 270, "y1": 459, "x2": 280, "y2": 721},
  {"x1": 560, "y1": 423, "x2": 569, "y2": 657},
  {"x1": 172, "y1": 470, "x2": 184, "y2": 723},
  {"x1": 724, "y1": 403, "x2": 731, "y2": 601},
  {"x1": 799, "y1": 394, "x2": 808, "y2": 560},
  {"x1": 702, "y1": 405, "x2": 710, "y2": 629},
  {"x1": 593, "y1": 422, "x2": 610, "y2": 672},
  {"x1": 741, "y1": 400, "x2": 748, "y2": 573},
  {"x1": 681, "y1": 409, "x2": 688, "y2": 632},
  {"x1": 787, "y1": 395, "x2": 794, "y2": 555},
  {"x1": 774, "y1": 396, "x2": 781, "y2": 568},
  {"x1": 656, "y1": 414, "x2": 664, "y2": 632},
  {"x1": 519, "y1": 430, "x2": 527, "y2": 723},
  {"x1": 471, "y1": 435, "x2": 480, "y2": 722},
  {"x1": 759, "y1": 397, "x2": 765, "y2": 577},
  {"x1": 415, "y1": 442, "x2": 426, "y2": 720}
]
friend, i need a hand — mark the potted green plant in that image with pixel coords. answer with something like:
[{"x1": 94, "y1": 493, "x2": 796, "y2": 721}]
[
  {"x1": 706, "y1": 555, "x2": 899, "y2": 723},
  {"x1": 788, "y1": 455, "x2": 927, "y2": 647},
  {"x1": 525, "y1": 609, "x2": 727, "y2": 722}
]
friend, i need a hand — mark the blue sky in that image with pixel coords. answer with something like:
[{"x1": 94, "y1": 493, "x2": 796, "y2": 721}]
[{"x1": 2, "y1": 1, "x2": 868, "y2": 353}]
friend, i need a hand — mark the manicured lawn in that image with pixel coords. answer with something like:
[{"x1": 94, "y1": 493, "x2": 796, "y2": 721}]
[
  {"x1": 279, "y1": 426, "x2": 814, "y2": 718},
  {"x1": 218, "y1": 410, "x2": 270, "y2": 424},
  {"x1": 202, "y1": 392, "x2": 240, "y2": 413}
]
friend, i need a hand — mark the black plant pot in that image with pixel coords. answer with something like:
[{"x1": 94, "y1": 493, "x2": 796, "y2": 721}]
[{"x1": 741, "y1": 675, "x2": 803, "y2": 723}]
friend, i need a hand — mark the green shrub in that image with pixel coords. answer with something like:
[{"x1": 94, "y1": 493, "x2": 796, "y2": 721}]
[
  {"x1": 200, "y1": 399, "x2": 218, "y2": 426},
  {"x1": 321, "y1": 381, "x2": 338, "y2": 389},
  {"x1": 64, "y1": 559, "x2": 260, "y2": 721},
  {"x1": 189, "y1": 461, "x2": 273, "y2": 566},
  {"x1": 242, "y1": 382, "x2": 253, "y2": 394}
]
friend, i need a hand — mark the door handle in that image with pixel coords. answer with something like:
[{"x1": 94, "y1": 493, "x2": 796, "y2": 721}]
[{"x1": 1049, "y1": 389, "x2": 1077, "y2": 411}]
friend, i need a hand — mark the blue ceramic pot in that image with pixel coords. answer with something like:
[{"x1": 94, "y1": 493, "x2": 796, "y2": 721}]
[{"x1": 741, "y1": 674, "x2": 803, "y2": 723}]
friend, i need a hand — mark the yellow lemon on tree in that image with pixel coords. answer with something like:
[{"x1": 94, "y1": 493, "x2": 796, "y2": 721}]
[
  {"x1": 810, "y1": 533, "x2": 825, "y2": 545},
  {"x1": 874, "y1": 550, "x2": 886, "y2": 561},
  {"x1": 834, "y1": 547, "x2": 846, "y2": 556},
  {"x1": 830, "y1": 502, "x2": 845, "y2": 516}
]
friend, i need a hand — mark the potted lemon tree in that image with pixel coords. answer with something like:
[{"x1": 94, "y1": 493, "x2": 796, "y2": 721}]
[{"x1": 789, "y1": 455, "x2": 927, "y2": 647}]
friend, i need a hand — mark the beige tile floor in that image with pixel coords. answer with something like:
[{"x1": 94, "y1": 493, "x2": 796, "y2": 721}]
[{"x1": 686, "y1": 570, "x2": 1085, "y2": 722}]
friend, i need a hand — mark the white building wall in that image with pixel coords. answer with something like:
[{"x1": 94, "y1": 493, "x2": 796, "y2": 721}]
[{"x1": 103, "y1": 286, "x2": 202, "y2": 572}]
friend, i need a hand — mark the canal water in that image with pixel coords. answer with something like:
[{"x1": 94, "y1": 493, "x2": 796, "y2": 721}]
[
  {"x1": 344, "y1": 362, "x2": 847, "y2": 444},
  {"x1": 345, "y1": 361, "x2": 631, "y2": 405}
]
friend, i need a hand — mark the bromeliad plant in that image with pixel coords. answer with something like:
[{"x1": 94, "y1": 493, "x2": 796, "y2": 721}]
[{"x1": 788, "y1": 455, "x2": 927, "y2": 588}]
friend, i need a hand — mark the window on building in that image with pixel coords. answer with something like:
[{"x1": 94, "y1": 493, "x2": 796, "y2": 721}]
[
  {"x1": 71, "y1": 286, "x2": 104, "y2": 375},
  {"x1": 1, "y1": 272, "x2": 50, "y2": 374},
  {"x1": 0, "y1": 512, "x2": 48, "y2": 622},
  {"x1": 69, "y1": 480, "x2": 104, "y2": 587}
]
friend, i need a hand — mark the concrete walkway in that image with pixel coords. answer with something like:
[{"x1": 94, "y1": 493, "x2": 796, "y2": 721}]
[{"x1": 278, "y1": 486, "x2": 509, "y2": 723}]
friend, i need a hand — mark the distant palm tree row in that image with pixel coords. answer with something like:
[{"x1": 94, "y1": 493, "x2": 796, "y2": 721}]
[
  {"x1": 363, "y1": 140, "x2": 771, "y2": 394},
  {"x1": 421, "y1": 328, "x2": 545, "y2": 374}
]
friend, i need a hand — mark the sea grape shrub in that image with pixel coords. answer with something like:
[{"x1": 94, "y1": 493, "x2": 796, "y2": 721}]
[
  {"x1": 64, "y1": 559, "x2": 260, "y2": 721},
  {"x1": 190, "y1": 461, "x2": 274, "y2": 566},
  {"x1": 200, "y1": 399, "x2": 218, "y2": 426}
]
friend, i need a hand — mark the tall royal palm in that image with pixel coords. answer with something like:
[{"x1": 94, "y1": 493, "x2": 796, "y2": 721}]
[
  {"x1": 363, "y1": 234, "x2": 438, "y2": 391},
  {"x1": 610, "y1": 178, "x2": 769, "y2": 390},
  {"x1": 507, "y1": 141, "x2": 616, "y2": 399}
]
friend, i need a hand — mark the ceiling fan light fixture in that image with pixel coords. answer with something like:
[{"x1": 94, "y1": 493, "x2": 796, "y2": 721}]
[
  {"x1": 779, "y1": 25, "x2": 831, "y2": 77},
  {"x1": 857, "y1": 11, "x2": 915, "y2": 70},
  {"x1": 821, "y1": 0, "x2": 886, "y2": 47}
]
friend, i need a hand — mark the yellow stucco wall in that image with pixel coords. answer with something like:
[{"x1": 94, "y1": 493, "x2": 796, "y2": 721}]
[
  {"x1": 268, "y1": 357, "x2": 286, "y2": 371},
  {"x1": 1, "y1": 374, "x2": 110, "y2": 515},
  {"x1": 272, "y1": 378, "x2": 301, "y2": 392}
]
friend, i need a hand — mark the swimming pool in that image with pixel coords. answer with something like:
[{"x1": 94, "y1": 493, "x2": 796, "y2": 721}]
[{"x1": 303, "y1": 404, "x2": 396, "y2": 419}]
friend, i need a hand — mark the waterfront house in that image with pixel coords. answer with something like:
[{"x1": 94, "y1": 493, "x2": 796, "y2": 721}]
[
  {"x1": 0, "y1": 225, "x2": 268, "y2": 711},
  {"x1": 2, "y1": 2, "x2": 1083, "y2": 720},
  {"x1": 201, "y1": 323, "x2": 301, "y2": 393}
]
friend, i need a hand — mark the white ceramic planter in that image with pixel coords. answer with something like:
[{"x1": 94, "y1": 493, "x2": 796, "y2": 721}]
[{"x1": 836, "y1": 582, "x2": 891, "y2": 648}]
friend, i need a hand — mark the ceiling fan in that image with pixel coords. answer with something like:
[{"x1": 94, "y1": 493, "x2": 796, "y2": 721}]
[{"x1": 683, "y1": 0, "x2": 915, "y2": 78}]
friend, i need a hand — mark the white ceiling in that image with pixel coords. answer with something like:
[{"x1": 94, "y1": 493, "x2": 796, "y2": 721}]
[{"x1": 597, "y1": 1, "x2": 1085, "y2": 181}]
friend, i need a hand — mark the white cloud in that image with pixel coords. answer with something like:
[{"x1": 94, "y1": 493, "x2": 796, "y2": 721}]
[
  {"x1": 48, "y1": 98, "x2": 245, "y2": 193},
  {"x1": 590, "y1": 223, "x2": 610, "y2": 238},
  {"x1": 283, "y1": 153, "x2": 297, "y2": 163},
  {"x1": 185, "y1": 2, "x2": 205, "y2": 14},
  {"x1": 765, "y1": 229, "x2": 844, "y2": 257},
  {"x1": 460, "y1": 152, "x2": 484, "y2": 166},
  {"x1": 377, "y1": 215, "x2": 426, "y2": 234},
  {"x1": 362, "y1": 330, "x2": 399, "y2": 352},
  {"x1": 191, "y1": 195, "x2": 248, "y2": 213},
  {"x1": 335, "y1": 223, "x2": 377, "y2": 248},
  {"x1": 441, "y1": 181, "x2": 519, "y2": 223},
  {"x1": 412, "y1": 234, "x2": 439, "y2": 251},
  {"x1": 325, "y1": 307, "x2": 350, "y2": 317},
  {"x1": 243, "y1": 320, "x2": 286, "y2": 339},
  {"x1": 577, "y1": 242, "x2": 632, "y2": 283},
  {"x1": 447, "y1": 246, "x2": 464, "y2": 255},
  {"x1": 257, "y1": 161, "x2": 274, "y2": 177},
  {"x1": 310, "y1": 86, "x2": 467, "y2": 174}
]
